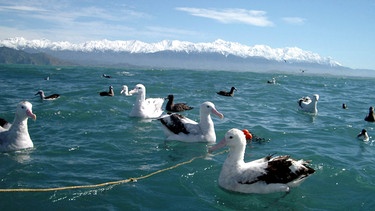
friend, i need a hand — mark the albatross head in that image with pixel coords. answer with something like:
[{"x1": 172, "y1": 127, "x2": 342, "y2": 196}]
[{"x1": 16, "y1": 101, "x2": 36, "y2": 120}]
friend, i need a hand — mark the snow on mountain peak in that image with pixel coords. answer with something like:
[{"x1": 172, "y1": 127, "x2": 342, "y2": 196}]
[{"x1": 0, "y1": 37, "x2": 341, "y2": 66}]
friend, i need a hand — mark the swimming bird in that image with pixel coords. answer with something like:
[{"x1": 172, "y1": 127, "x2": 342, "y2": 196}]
[
  {"x1": 0, "y1": 101, "x2": 37, "y2": 152},
  {"x1": 0, "y1": 118, "x2": 11, "y2": 132},
  {"x1": 35, "y1": 90, "x2": 60, "y2": 100},
  {"x1": 267, "y1": 78, "x2": 276, "y2": 84},
  {"x1": 357, "y1": 129, "x2": 369, "y2": 141},
  {"x1": 298, "y1": 94, "x2": 319, "y2": 113},
  {"x1": 209, "y1": 128, "x2": 315, "y2": 194},
  {"x1": 342, "y1": 103, "x2": 347, "y2": 109},
  {"x1": 159, "y1": 101, "x2": 223, "y2": 142},
  {"x1": 165, "y1": 94, "x2": 193, "y2": 112},
  {"x1": 120, "y1": 85, "x2": 132, "y2": 96},
  {"x1": 99, "y1": 86, "x2": 114, "y2": 96},
  {"x1": 128, "y1": 84, "x2": 164, "y2": 118},
  {"x1": 364, "y1": 106, "x2": 375, "y2": 122},
  {"x1": 102, "y1": 74, "x2": 112, "y2": 78},
  {"x1": 217, "y1": 87, "x2": 237, "y2": 97}
]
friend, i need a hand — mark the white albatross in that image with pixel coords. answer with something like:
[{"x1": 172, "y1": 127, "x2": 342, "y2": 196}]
[
  {"x1": 129, "y1": 84, "x2": 164, "y2": 118},
  {"x1": 159, "y1": 101, "x2": 223, "y2": 143},
  {"x1": 209, "y1": 128, "x2": 315, "y2": 194},
  {"x1": 120, "y1": 85, "x2": 132, "y2": 96},
  {"x1": 298, "y1": 94, "x2": 319, "y2": 113},
  {"x1": 0, "y1": 101, "x2": 37, "y2": 152}
]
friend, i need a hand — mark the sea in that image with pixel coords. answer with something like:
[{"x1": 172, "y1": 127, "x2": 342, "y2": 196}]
[{"x1": 0, "y1": 64, "x2": 375, "y2": 210}]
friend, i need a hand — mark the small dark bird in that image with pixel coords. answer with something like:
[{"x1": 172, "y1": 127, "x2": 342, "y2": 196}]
[
  {"x1": 99, "y1": 86, "x2": 114, "y2": 96},
  {"x1": 165, "y1": 94, "x2": 193, "y2": 112},
  {"x1": 0, "y1": 118, "x2": 11, "y2": 130},
  {"x1": 267, "y1": 78, "x2": 276, "y2": 84},
  {"x1": 35, "y1": 90, "x2": 60, "y2": 100},
  {"x1": 217, "y1": 87, "x2": 237, "y2": 97},
  {"x1": 342, "y1": 103, "x2": 347, "y2": 109},
  {"x1": 365, "y1": 106, "x2": 375, "y2": 122},
  {"x1": 102, "y1": 74, "x2": 112, "y2": 78},
  {"x1": 357, "y1": 129, "x2": 369, "y2": 141}
]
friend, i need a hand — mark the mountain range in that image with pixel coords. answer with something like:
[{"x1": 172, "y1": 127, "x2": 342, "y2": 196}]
[{"x1": 0, "y1": 37, "x2": 372, "y2": 76}]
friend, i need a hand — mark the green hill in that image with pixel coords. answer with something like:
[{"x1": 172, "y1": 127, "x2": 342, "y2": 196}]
[{"x1": 0, "y1": 47, "x2": 67, "y2": 65}]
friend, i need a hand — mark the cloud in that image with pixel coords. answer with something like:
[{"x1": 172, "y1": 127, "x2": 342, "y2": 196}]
[
  {"x1": 176, "y1": 7, "x2": 273, "y2": 27},
  {"x1": 0, "y1": 5, "x2": 47, "y2": 12},
  {"x1": 282, "y1": 17, "x2": 306, "y2": 25},
  {"x1": 0, "y1": 1, "x2": 152, "y2": 42}
]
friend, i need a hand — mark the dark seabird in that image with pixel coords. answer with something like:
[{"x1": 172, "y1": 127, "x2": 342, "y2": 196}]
[
  {"x1": 35, "y1": 90, "x2": 60, "y2": 100},
  {"x1": 342, "y1": 103, "x2": 347, "y2": 109},
  {"x1": 165, "y1": 94, "x2": 193, "y2": 112},
  {"x1": 102, "y1": 74, "x2": 112, "y2": 78},
  {"x1": 99, "y1": 86, "x2": 114, "y2": 96},
  {"x1": 364, "y1": 106, "x2": 375, "y2": 122},
  {"x1": 357, "y1": 129, "x2": 369, "y2": 141},
  {"x1": 267, "y1": 78, "x2": 276, "y2": 84},
  {"x1": 217, "y1": 87, "x2": 237, "y2": 97},
  {"x1": 0, "y1": 118, "x2": 11, "y2": 130}
]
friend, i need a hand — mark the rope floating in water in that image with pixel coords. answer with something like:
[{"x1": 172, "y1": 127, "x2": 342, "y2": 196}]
[{"x1": 0, "y1": 150, "x2": 227, "y2": 193}]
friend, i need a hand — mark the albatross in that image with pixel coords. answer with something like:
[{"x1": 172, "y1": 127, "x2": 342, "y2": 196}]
[
  {"x1": 0, "y1": 101, "x2": 37, "y2": 152},
  {"x1": 129, "y1": 84, "x2": 164, "y2": 118},
  {"x1": 159, "y1": 101, "x2": 223, "y2": 142},
  {"x1": 298, "y1": 94, "x2": 319, "y2": 113},
  {"x1": 35, "y1": 90, "x2": 60, "y2": 100},
  {"x1": 209, "y1": 128, "x2": 315, "y2": 194}
]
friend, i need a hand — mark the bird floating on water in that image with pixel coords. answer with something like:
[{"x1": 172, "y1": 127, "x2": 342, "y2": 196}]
[
  {"x1": 267, "y1": 78, "x2": 276, "y2": 84},
  {"x1": 209, "y1": 128, "x2": 315, "y2": 194},
  {"x1": 165, "y1": 94, "x2": 193, "y2": 112},
  {"x1": 357, "y1": 129, "x2": 369, "y2": 141},
  {"x1": 128, "y1": 84, "x2": 164, "y2": 118},
  {"x1": 159, "y1": 101, "x2": 223, "y2": 142},
  {"x1": 298, "y1": 94, "x2": 319, "y2": 114},
  {"x1": 364, "y1": 106, "x2": 375, "y2": 122},
  {"x1": 102, "y1": 74, "x2": 112, "y2": 78},
  {"x1": 99, "y1": 86, "x2": 114, "y2": 96},
  {"x1": 217, "y1": 87, "x2": 237, "y2": 97},
  {"x1": 120, "y1": 85, "x2": 132, "y2": 96},
  {"x1": 35, "y1": 90, "x2": 60, "y2": 100},
  {"x1": 0, "y1": 101, "x2": 37, "y2": 152}
]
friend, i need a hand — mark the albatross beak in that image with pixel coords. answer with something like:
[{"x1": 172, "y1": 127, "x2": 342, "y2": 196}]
[
  {"x1": 208, "y1": 137, "x2": 227, "y2": 153},
  {"x1": 212, "y1": 108, "x2": 224, "y2": 119},
  {"x1": 27, "y1": 109, "x2": 37, "y2": 120}
]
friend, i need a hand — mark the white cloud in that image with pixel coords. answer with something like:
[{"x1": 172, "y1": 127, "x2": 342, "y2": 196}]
[
  {"x1": 282, "y1": 17, "x2": 306, "y2": 25},
  {"x1": 176, "y1": 7, "x2": 274, "y2": 27},
  {"x1": 0, "y1": 5, "x2": 47, "y2": 12}
]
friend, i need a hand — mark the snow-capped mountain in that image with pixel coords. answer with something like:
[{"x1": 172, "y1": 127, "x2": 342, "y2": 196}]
[{"x1": 0, "y1": 37, "x2": 341, "y2": 67}]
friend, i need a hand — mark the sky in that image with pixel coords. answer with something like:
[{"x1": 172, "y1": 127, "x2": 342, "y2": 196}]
[{"x1": 0, "y1": 0, "x2": 374, "y2": 69}]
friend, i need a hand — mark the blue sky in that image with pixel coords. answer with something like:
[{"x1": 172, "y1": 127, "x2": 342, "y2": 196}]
[{"x1": 0, "y1": 0, "x2": 374, "y2": 69}]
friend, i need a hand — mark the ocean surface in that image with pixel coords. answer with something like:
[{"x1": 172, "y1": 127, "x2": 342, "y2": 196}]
[{"x1": 0, "y1": 64, "x2": 375, "y2": 210}]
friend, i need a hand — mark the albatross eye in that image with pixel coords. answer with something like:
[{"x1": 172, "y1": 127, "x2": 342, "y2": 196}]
[
  {"x1": 21, "y1": 106, "x2": 25, "y2": 109},
  {"x1": 229, "y1": 136, "x2": 233, "y2": 139}
]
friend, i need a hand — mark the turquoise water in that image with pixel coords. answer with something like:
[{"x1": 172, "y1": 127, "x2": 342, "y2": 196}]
[{"x1": 1, "y1": 64, "x2": 375, "y2": 210}]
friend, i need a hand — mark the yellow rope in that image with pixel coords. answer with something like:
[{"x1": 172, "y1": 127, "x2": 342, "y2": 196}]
[{"x1": 0, "y1": 150, "x2": 227, "y2": 193}]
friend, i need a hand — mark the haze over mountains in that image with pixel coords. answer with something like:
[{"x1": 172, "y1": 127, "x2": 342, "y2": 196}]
[{"x1": 0, "y1": 37, "x2": 373, "y2": 76}]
